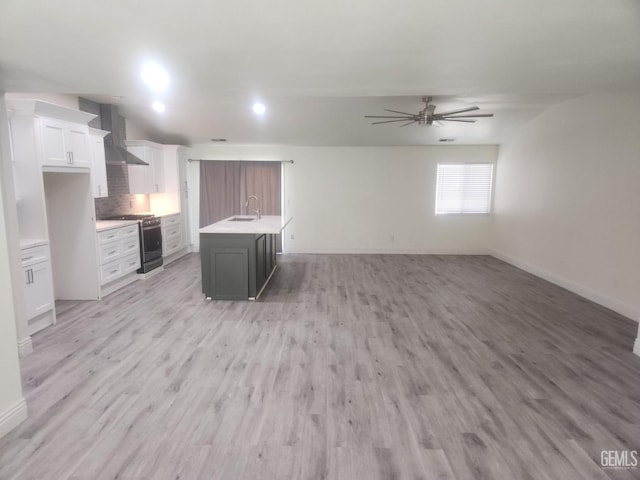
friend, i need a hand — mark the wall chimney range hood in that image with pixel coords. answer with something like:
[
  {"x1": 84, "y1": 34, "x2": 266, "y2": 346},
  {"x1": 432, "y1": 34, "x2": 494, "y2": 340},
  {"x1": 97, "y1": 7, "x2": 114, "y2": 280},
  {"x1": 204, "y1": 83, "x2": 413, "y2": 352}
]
[{"x1": 100, "y1": 104, "x2": 148, "y2": 166}]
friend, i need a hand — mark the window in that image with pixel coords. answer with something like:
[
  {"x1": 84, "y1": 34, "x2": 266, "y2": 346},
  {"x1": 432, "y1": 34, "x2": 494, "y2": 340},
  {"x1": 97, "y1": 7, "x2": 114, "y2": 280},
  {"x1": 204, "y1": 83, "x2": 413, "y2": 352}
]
[{"x1": 435, "y1": 163, "x2": 494, "y2": 215}]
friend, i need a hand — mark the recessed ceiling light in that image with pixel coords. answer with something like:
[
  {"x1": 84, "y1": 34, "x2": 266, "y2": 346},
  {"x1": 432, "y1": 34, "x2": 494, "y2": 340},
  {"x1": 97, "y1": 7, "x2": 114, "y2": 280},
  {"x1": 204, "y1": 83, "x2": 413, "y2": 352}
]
[
  {"x1": 252, "y1": 102, "x2": 266, "y2": 115},
  {"x1": 152, "y1": 101, "x2": 166, "y2": 113},
  {"x1": 141, "y1": 62, "x2": 170, "y2": 92}
]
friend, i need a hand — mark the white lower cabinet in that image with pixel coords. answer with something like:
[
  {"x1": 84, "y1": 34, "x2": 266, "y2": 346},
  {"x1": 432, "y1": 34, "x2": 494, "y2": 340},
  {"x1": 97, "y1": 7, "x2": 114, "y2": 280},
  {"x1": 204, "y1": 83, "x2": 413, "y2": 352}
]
[
  {"x1": 161, "y1": 214, "x2": 188, "y2": 263},
  {"x1": 97, "y1": 223, "x2": 141, "y2": 295},
  {"x1": 21, "y1": 243, "x2": 55, "y2": 334}
]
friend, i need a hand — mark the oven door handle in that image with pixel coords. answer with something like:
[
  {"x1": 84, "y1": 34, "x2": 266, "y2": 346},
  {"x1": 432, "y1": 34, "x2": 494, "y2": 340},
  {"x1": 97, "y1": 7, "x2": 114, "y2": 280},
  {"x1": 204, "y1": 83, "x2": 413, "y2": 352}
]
[{"x1": 142, "y1": 225, "x2": 161, "y2": 231}]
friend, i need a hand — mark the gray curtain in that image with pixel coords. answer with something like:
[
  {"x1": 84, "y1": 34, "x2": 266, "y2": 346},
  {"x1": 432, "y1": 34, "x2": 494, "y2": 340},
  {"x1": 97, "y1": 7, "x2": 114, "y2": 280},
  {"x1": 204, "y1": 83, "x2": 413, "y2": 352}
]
[{"x1": 200, "y1": 160, "x2": 282, "y2": 250}]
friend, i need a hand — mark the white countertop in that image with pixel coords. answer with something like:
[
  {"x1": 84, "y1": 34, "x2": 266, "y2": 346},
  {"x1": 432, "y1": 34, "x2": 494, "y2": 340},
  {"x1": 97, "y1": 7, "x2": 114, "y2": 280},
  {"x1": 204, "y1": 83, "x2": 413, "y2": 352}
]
[
  {"x1": 199, "y1": 215, "x2": 292, "y2": 234},
  {"x1": 96, "y1": 220, "x2": 139, "y2": 232}
]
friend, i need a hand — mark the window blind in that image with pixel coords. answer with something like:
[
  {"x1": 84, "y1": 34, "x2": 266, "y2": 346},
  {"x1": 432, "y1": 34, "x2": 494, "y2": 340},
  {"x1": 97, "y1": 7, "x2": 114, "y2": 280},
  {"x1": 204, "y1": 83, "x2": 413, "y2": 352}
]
[{"x1": 435, "y1": 163, "x2": 494, "y2": 214}]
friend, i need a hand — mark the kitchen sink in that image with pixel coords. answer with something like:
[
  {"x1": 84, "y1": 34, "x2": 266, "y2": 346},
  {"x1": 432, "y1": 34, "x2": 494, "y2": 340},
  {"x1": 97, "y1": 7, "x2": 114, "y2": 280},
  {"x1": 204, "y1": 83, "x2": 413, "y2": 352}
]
[{"x1": 229, "y1": 216, "x2": 256, "y2": 222}]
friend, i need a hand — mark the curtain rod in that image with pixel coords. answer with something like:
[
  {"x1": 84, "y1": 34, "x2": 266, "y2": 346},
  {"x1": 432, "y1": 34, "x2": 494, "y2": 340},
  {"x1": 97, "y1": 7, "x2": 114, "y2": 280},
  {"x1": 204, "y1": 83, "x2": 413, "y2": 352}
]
[{"x1": 188, "y1": 158, "x2": 294, "y2": 164}]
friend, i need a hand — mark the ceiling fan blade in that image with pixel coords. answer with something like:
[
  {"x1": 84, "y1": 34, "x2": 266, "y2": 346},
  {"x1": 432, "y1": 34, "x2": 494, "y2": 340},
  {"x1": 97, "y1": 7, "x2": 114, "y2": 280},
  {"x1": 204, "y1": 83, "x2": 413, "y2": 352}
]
[
  {"x1": 440, "y1": 118, "x2": 476, "y2": 123},
  {"x1": 364, "y1": 115, "x2": 413, "y2": 119},
  {"x1": 399, "y1": 120, "x2": 417, "y2": 127},
  {"x1": 439, "y1": 113, "x2": 494, "y2": 119},
  {"x1": 436, "y1": 106, "x2": 480, "y2": 116},
  {"x1": 384, "y1": 109, "x2": 417, "y2": 116},
  {"x1": 371, "y1": 119, "x2": 417, "y2": 125}
]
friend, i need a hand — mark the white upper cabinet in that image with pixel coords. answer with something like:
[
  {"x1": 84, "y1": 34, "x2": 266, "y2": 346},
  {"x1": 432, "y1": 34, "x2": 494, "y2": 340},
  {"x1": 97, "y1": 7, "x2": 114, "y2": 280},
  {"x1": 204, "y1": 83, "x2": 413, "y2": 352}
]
[
  {"x1": 89, "y1": 128, "x2": 109, "y2": 198},
  {"x1": 39, "y1": 116, "x2": 91, "y2": 168},
  {"x1": 64, "y1": 123, "x2": 92, "y2": 167},
  {"x1": 40, "y1": 118, "x2": 67, "y2": 165},
  {"x1": 8, "y1": 99, "x2": 96, "y2": 169},
  {"x1": 126, "y1": 140, "x2": 165, "y2": 194}
]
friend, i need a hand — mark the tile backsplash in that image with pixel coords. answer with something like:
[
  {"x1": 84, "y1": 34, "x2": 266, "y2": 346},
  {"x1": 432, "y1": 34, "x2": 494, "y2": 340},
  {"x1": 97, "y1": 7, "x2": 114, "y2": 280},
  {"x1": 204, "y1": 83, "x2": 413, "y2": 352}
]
[{"x1": 94, "y1": 164, "x2": 150, "y2": 218}]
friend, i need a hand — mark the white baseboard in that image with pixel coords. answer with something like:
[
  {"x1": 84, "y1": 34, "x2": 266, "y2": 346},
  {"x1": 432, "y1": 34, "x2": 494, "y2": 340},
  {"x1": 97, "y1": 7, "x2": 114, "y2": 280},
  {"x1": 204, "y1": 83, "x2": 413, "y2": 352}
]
[
  {"x1": 489, "y1": 249, "x2": 640, "y2": 324},
  {"x1": 0, "y1": 398, "x2": 28, "y2": 438},
  {"x1": 17, "y1": 336, "x2": 33, "y2": 357},
  {"x1": 285, "y1": 248, "x2": 491, "y2": 255}
]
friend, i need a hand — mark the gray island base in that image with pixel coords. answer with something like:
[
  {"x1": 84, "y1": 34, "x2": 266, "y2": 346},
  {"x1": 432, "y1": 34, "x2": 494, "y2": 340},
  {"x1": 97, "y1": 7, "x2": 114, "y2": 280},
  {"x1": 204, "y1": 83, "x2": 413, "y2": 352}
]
[{"x1": 199, "y1": 215, "x2": 292, "y2": 300}]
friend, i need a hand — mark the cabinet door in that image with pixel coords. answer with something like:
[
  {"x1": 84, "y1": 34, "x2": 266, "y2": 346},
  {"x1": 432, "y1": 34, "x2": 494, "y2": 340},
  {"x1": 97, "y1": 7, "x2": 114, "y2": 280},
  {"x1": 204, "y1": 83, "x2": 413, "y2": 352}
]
[
  {"x1": 91, "y1": 136, "x2": 108, "y2": 197},
  {"x1": 66, "y1": 124, "x2": 91, "y2": 167},
  {"x1": 150, "y1": 147, "x2": 165, "y2": 193},
  {"x1": 128, "y1": 164, "x2": 153, "y2": 194},
  {"x1": 255, "y1": 234, "x2": 267, "y2": 292},
  {"x1": 25, "y1": 261, "x2": 54, "y2": 320},
  {"x1": 40, "y1": 118, "x2": 68, "y2": 166}
]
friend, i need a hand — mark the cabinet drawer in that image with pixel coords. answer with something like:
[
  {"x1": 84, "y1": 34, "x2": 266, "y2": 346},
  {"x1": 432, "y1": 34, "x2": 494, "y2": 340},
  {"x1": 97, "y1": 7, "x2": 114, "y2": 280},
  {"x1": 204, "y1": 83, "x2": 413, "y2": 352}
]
[
  {"x1": 99, "y1": 241, "x2": 122, "y2": 264},
  {"x1": 98, "y1": 223, "x2": 139, "y2": 245},
  {"x1": 98, "y1": 228, "x2": 122, "y2": 244},
  {"x1": 21, "y1": 244, "x2": 50, "y2": 267},
  {"x1": 121, "y1": 252, "x2": 141, "y2": 273},
  {"x1": 163, "y1": 223, "x2": 181, "y2": 239},
  {"x1": 100, "y1": 260, "x2": 123, "y2": 285},
  {"x1": 162, "y1": 214, "x2": 181, "y2": 227},
  {"x1": 120, "y1": 224, "x2": 139, "y2": 238},
  {"x1": 121, "y1": 236, "x2": 140, "y2": 256},
  {"x1": 164, "y1": 234, "x2": 182, "y2": 255},
  {"x1": 100, "y1": 253, "x2": 140, "y2": 285}
]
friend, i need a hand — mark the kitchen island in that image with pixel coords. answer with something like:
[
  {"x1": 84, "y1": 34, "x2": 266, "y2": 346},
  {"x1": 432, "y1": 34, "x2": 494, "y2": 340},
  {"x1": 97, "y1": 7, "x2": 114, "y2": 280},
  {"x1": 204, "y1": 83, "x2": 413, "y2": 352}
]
[{"x1": 199, "y1": 215, "x2": 292, "y2": 300}]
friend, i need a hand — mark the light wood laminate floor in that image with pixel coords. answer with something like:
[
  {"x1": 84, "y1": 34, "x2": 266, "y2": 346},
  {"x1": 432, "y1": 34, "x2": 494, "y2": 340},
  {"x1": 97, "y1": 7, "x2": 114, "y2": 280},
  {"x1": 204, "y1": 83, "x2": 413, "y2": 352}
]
[{"x1": 1, "y1": 254, "x2": 639, "y2": 480}]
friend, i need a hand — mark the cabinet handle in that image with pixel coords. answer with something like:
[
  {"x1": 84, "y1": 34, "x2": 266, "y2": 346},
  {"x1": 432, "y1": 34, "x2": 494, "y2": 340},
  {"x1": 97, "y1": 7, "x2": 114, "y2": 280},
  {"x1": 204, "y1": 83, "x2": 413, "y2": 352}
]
[
  {"x1": 98, "y1": 185, "x2": 101, "y2": 196},
  {"x1": 156, "y1": 183, "x2": 159, "y2": 192},
  {"x1": 108, "y1": 250, "x2": 116, "y2": 255},
  {"x1": 22, "y1": 255, "x2": 34, "y2": 261},
  {"x1": 67, "y1": 152, "x2": 72, "y2": 164},
  {"x1": 27, "y1": 269, "x2": 33, "y2": 284},
  {"x1": 110, "y1": 269, "x2": 118, "y2": 275},
  {"x1": 70, "y1": 151, "x2": 74, "y2": 164}
]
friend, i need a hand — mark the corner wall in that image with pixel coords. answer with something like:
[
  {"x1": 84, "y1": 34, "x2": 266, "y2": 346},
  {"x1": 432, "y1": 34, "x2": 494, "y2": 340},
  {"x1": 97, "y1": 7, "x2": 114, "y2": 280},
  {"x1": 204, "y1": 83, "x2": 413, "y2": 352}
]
[
  {"x1": 188, "y1": 144, "x2": 498, "y2": 254},
  {"x1": 491, "y1": 93, "x2": 640, "y2": 351},
  {"x1": 0, "y1": 93, "x2": 27, "y2": 438}
]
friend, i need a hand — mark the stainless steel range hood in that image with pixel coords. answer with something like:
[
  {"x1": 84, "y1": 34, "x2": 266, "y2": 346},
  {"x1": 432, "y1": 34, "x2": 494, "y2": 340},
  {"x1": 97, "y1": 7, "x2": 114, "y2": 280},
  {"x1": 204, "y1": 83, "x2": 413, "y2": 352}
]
[{"x1": 100, "y1": 104, "x2": 148, "y2": 166}]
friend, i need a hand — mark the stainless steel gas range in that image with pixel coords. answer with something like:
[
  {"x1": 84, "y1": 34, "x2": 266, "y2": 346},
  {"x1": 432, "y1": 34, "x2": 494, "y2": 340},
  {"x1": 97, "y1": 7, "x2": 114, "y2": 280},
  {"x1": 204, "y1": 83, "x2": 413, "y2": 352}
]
[{"x1": 103, "y1": 214, "x2": 162, "y2": 273}]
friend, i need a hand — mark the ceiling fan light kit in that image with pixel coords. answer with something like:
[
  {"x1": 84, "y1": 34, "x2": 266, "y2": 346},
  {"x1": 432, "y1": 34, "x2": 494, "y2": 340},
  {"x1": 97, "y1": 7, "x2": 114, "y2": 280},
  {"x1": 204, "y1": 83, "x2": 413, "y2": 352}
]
[{"x1": 365, "y1": 96, "x2": 494, "y2": 127}]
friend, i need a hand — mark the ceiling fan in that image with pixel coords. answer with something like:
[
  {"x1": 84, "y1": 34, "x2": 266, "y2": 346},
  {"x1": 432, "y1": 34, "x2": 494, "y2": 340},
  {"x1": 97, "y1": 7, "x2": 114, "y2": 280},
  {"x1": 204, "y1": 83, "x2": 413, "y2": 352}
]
[{"x1": 364, "y1": 96, "x2": 494, "y2": 127}]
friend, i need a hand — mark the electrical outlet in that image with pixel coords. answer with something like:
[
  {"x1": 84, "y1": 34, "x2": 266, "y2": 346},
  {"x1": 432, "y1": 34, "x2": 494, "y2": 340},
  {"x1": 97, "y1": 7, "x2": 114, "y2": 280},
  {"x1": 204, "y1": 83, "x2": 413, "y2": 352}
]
[
  {"x1": 290, "y1": 234, "x2": 295, "y2": 240},
  {"x1": 390, "y1": 235, "x2": 395, "y2": 242}
]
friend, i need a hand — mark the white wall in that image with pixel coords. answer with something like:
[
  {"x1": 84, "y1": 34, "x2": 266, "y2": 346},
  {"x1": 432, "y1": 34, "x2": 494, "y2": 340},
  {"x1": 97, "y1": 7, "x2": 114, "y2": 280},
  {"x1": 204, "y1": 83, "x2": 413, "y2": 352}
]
[
  {"x1": 188, "y1": 144, "x2": 498, "y2": 253},
  {"x1": 491, "y1": 93, "x2": 640, "y2": 348},
  {"x1": 0, "y1": 95, "x2": 32, "y2": 355},
  {"x1": 0, "y1": 93, "x2": 28, "y2": 438}
]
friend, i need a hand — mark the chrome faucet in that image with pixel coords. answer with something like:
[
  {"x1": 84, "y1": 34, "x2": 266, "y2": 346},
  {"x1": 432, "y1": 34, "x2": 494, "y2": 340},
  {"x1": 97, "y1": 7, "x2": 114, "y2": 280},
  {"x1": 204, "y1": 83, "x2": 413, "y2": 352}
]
[{"x1": 245, "y1": 195, "x2": 261, "y2": 219}]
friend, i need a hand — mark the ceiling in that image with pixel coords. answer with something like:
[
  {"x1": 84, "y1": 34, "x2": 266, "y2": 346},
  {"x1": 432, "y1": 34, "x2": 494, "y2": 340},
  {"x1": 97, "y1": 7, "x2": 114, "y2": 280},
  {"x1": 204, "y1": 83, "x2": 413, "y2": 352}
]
[{"x1": 1, "y1": 0, "x2": 639, "y2": 146}]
